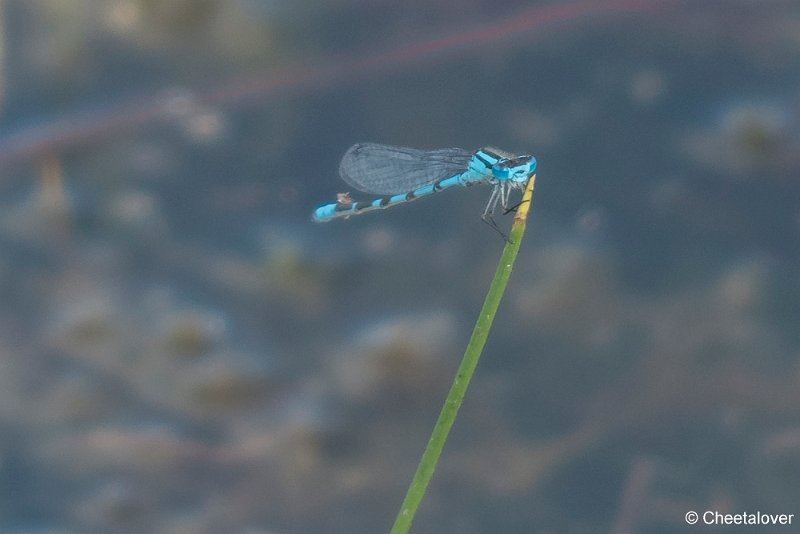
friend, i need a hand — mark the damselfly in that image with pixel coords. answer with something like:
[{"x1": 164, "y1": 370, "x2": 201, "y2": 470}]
[{"x1": 312, "y1": 143, "x2": 536, "y2": 238}]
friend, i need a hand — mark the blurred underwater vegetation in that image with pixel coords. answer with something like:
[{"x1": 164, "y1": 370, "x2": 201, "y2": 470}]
[{"x1": 0, "y1": 0, "x2": 799, "y2": 532}]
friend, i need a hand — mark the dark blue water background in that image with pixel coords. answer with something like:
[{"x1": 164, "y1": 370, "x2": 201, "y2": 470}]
[{"x1": 0, "y1": 1, "x2": 799, "y2": 532}]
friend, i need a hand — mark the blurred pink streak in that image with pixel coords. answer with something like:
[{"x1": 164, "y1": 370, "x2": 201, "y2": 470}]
[{"x1": 0, "y1": 0, "x2": 673, "y2": 168}]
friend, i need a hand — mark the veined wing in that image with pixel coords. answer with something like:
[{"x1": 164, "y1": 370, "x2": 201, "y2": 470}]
[{"x1": 338, "y1": 143, "x2": 474, "y2": 195}]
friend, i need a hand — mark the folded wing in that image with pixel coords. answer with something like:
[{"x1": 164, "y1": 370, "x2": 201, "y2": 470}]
[{"x1": 339, "y1": 143, "x2": 473, "y2": 195}]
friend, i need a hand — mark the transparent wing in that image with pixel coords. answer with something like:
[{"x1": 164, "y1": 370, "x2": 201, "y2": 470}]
[{"x1": 338, "y1": 143, "x2": 474, "y2": 195}]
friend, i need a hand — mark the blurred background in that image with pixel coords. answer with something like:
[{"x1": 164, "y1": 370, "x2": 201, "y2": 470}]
[{"x1": 1, "y1": 0, "x2": 799, "y2": 532}]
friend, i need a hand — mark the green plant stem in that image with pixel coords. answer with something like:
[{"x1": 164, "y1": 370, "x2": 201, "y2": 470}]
[{"x1": 390, "y1": 175, "x2": 537, "y2": 534}]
